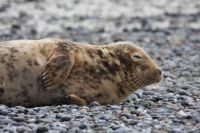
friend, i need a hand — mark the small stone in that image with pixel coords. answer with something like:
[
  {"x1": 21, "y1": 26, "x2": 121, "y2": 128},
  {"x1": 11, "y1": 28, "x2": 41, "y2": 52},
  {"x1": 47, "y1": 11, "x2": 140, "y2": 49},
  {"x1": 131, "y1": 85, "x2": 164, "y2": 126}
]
[
  {"x1": 196, "y1": 100, "x2": 200, "y2": 107},
  {"x1": 71, "y1": 109, "x2": 78, "y2": 113},
  {"x1": 3, "y1": 128, "x2": 15, "y2": 133},
  {"x1": 79, "y1": 123, "x2": 88, "y2": 129},
  {"x1": 134, "y1": 90, "x2": 143, "y2": 98},
  {"x1": 113, "y1": 126, "x2": 131, "y2": 133},
  {"x1": 56, "y1": 113, "x2": 72, "y2": 121},
  {"x1": 118, "y1": 113, "x2": 131, "y2": 119},
  {"x1": 76, "y1": 115, "x2": 85, "y2": 119},
  {"x1": 27, "y1": 109, "x2": 36, "y2": 115},
  {"x1": 33, "y1": 107, "x2": 40, "y2": 112},
  {"x1": 178, "y1": 89, "x2": 193, "y2": 96},
  {"x1": 9, "y1": 107, "x2": 19, "y2": 113},
  {"x1": 50, "y1": 125, "x2": 66, "y2": 132},
  {"x1": 10, "y1": 122, "x2": 22, "y2": 127},
  {"x1": 11, "y1": 24, "x2": 21, "y2": 32},
  {"x1": 180, "y1": 84, "x2": 198, "y2": 90},
  {"x1": 96, "y1": 27, "x2": 105, "y2": 33},
  {"x1": 130, "y1": 109, "x2": 138, "y2": 114},
  {"x1": 80, "y1": 106, "x2": 89, "y2": 113},
  {"x1": 99, "y1": 115, "x2": 108, "y2": 120},
  {"x1": 0, "y1": 108, "x2": 8, "y2": 116},
  {"x1": 68, "y1": 127, "x2": 80, "y2": 133},
  {"x1": 188, "y1": 128, "x2": 200, "y2": 133},
  {"x1": 28, "y1": 123, "x2": 38, "y2": 129},
  {"x1": 186, "y1": 114, "x2": 200, "y2": 123},
  {"x1": 12, "y1": 116, "x2": 25, "y2": 122},
  {"x1": 169, "y1": 127, "x2": 182, "y2": 133},
  {"x1": 16, "y1": 126, "x2": 31, "y2": 133},
  {"x1": 27, "y1": 118, "x2": 36, "y2": 123},
  {"x1": 0, "y1": 118, "x2": 12, "y2": 125},
  {"x1": 129, "y1": 120, "x2": 139, "y2": 125},
  {"x1": 48, "y1": 130, "x2": 61, "y2": 133},
  {"x1": 15, "y1": 106, "x2": 26, "y2": 113},
  {"x1": 163, "y1": 71, "x2": 176, "y2": 79},
  {"x1": 111, "y1": 33, "x2": 126, "y2": 42},
  {"x1": 181, "y1": 96, "x2": 194, "y2": 106},
  {"x1": 110, "y1": 124, "x2": 120, "y2": 130},
  {"x1": 36, "y1": 118, "x2": 53, "y2": 123},
  {"x1": 8, "y1": 112, "x2": 17, "y2": 117},
  {"x1": 36, "y1": 126, "x2": 49, "y2": 133},
  {"x1": 108, "y1": 105, "x2": 120, "y2": 110},
  {"x1": 177, "y1": 110, "x2": 187, "y2": 117},
  {"x1": 151, "y1": 96, "x2": 163, "y2": 102},
  {"x1": 143, "y1": 91, "x2": 155, "y2": 95},
  {"x1": 89, "y1": 101, "x2": 100, "y2": 107},
  {"x1": 137, "y1": 107, "x2": 145, "y2": 113}
]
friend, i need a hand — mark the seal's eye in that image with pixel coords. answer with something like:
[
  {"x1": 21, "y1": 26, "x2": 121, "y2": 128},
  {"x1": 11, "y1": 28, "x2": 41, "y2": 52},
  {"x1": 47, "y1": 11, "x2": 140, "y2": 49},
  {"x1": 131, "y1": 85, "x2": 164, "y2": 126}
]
[{"x1": 132, "y1": 54, "x2": 142, "y2": 61}]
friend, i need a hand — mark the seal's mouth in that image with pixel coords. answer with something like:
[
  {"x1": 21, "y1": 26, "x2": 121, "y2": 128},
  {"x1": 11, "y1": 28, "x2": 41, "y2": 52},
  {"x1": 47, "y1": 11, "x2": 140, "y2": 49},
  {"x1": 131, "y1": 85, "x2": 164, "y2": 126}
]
[
  {"x1": 154, "y1": 74, "x2": 163, "y2": 83},
  {"x1": 142, "y1": 68, "x2": 163, "y2": 86},
  {"x1": 127, "y1": 68, "x2": 163, "y2": 90},
  {"x1": 155, "y1": 68, "x2": 163, "y2": 83}
]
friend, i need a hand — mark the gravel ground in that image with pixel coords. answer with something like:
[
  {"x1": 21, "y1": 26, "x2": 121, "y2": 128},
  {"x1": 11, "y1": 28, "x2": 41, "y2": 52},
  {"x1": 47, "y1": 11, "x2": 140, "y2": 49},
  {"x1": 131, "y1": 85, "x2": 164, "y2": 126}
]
[{"x1": 0, "y1": 0, "x2": 200, "y2": 132}]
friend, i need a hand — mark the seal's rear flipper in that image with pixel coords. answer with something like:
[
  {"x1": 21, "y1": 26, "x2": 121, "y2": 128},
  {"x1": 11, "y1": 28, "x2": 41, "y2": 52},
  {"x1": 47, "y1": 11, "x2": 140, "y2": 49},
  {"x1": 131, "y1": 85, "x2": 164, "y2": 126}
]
[{"x1": 66, "y1": 94, "x2": 87, "y2": 106}]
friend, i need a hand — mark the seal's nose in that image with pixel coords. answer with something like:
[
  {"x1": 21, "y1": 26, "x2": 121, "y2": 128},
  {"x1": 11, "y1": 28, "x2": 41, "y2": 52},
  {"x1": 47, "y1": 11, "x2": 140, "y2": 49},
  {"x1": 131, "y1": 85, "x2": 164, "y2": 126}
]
[{"x1": 156, "y1": 68, "x2": 162, "y2": 76}]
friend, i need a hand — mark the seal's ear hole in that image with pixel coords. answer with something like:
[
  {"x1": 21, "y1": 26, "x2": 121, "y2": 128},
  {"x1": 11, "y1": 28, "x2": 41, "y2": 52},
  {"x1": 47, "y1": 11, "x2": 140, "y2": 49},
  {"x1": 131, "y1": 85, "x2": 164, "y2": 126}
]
[{"x1": 132, "y1": 53, "x2": 142, "y2": 61}]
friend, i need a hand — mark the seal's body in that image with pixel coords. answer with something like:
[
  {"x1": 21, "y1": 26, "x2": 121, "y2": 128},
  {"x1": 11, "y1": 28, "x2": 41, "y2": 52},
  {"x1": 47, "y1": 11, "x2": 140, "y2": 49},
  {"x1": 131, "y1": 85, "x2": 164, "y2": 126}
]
[{"x1": 0, "y1": 38, "x2": 162, "y2": 106}]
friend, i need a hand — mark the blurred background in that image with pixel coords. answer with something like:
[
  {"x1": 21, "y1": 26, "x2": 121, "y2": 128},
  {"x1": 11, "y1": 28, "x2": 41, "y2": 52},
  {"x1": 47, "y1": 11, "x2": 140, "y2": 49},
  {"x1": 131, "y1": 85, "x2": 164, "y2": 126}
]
[
  {"x1": 0, "y1": 0, "x2": 200, "y2": 132},
  {"x1": 0, "y1": 0, "x2": 200, "y2": 44}
]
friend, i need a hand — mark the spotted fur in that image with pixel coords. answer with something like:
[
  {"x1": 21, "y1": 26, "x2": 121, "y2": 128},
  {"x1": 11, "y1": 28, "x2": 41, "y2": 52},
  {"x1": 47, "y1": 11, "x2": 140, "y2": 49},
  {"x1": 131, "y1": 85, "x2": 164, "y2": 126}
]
[{"x1": 0, "y1": 38, "x2": 162, "y2": 106}]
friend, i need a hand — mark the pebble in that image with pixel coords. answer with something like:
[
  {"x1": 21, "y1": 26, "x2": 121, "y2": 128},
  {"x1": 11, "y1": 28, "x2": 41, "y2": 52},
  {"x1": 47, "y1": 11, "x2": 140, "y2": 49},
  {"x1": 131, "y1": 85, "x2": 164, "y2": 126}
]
[
  {"x1": 196, "y1": 100, "x2": 200, "y2": 107},
  {"x1": 12, "y1": 116, "x2": 25, "y2": 122},
  {"x1": 0, "y1": 108, "x2": 8, "y2": 116},
  {"x1": 27, "y1": 109, "x2": 36, "y2": 115},
  {"x1": 113, "y1": 126, "x2": 133, "y2": 133},
  {"x1": 50, "y1": 125, "x2": 66, "y2": 132},
  {"x1": 177, "y1": 89, "x2": 193, "y2": 97},
  {"x1": 36, "y1": 118, "x2": 53, "y2": 123},
  {"x1": 110, "y1": 124, "x2": 120, "y2": 130},
  {"x1": 67, "y1": 127, "x2": 80, "y2": 133},
  {"x1": 56, "y1": 113, "x2": 72, "y2": 121},
  {"x1": 129, "y1": 120, "x2": 139, "y2": 125},
  {"x1": 79, "y1": 123, "x2": 88, "y2": 129},
  {"x1": 48, "y1": 130, "x2": 61, "y2": 133},
  {"x1": 27, "y1": 118, "x2": 36, "y2": 123},
  {"x1": 89, "y1": 101, "x2": 101, "y2": 107},
  {"x1": 16, "y1": 126, "x2": 32, "y2": 133},
  {"x1": 134, "y1": 90, "x2": 144, "y2": 98},
  {"x1": 169, "y1": 127, "x2": 182, "y2": 133},
  {"x1": 177, "y1": 110, "x2": 187, "y2": 117},
  {"x1": 15, "y1": 106, "x2": 26, "y2": 114},
  {"x1": 0, "y1": 118, "x2": 12, "y2": 125},
  {"x1": 180, "y1": 84, "x2": 197, "y2": 90},
  {"x1": 181, "y1": 96, "x2": 194, "y2": 106},
  {"x1": 36, "y1": 126, "x2": 49, "y2": 133}
]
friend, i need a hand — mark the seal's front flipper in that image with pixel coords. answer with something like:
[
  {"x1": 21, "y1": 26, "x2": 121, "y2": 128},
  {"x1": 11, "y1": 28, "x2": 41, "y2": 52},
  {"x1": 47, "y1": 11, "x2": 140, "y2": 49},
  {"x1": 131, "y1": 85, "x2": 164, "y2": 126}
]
[
  {"x1": 67, "y1": 94, "x2": 87, "y2": 106},
  {"x1": 42, "y1": 51, "x2": 74, "y2": 90}
]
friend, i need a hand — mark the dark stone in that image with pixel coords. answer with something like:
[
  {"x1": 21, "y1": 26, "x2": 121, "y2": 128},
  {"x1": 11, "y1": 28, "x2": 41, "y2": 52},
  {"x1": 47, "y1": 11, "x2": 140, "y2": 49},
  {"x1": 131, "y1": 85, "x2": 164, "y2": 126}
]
[
  {"x1": 79, "y1": 123, "x2": 88, "y2": 129},
  {"x1": 36, "y1": 126, "x2": 49, "y2": 133},
  {"x1": 89, "y1": 101, "x2": 100, "y2": 107},
  {"x1": 0, "y1": 108, "x2": 8, "y2": 116},
  {"x1": 56, "y1": 113, "x2": 72, "y2": 121}
]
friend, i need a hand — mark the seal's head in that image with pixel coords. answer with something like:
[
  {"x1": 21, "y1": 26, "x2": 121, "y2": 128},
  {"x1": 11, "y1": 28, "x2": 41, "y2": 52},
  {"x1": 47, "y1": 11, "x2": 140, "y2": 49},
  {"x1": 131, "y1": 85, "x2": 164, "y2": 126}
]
[{"x1": 113, "y1": 42, "x2": 163, "y2": 90}]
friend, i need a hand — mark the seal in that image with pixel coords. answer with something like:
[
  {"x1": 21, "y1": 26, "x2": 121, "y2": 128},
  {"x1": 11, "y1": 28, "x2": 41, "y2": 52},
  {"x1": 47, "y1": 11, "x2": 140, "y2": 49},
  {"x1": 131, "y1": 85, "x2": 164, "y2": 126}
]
[{"x1": 0, "y1": 38, "x2": 162, "y2": 107}]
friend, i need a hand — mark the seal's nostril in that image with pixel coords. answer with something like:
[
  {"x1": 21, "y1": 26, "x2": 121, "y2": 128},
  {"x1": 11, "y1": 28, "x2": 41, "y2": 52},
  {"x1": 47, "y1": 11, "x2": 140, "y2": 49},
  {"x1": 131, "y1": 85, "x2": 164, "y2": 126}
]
[{"x1": 157, "y1": 68, "x2": 162, "y2": 75}]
